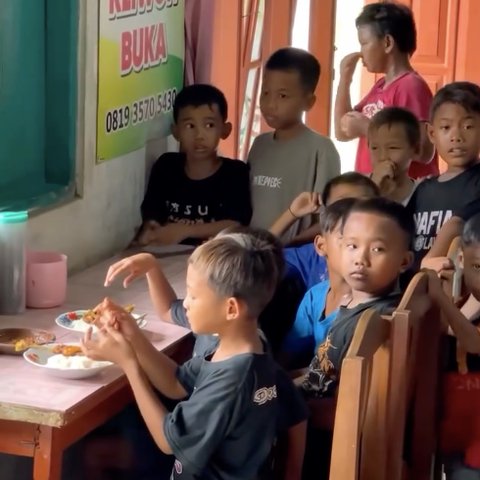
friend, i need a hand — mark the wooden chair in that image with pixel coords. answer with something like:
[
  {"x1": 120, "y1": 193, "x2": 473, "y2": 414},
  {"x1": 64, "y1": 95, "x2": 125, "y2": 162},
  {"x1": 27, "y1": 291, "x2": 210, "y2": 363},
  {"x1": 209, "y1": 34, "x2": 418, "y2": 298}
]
[{"x1": 329, "y1": 272, "x2": 443, "y2": 480}]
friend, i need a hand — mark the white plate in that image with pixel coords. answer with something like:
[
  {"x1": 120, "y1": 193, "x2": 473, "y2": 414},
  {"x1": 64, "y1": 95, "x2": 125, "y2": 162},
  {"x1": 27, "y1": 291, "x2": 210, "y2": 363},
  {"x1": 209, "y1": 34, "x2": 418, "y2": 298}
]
[
  {"x1": 23, "y1": 344, "x2": 112, "y2": 379},
  {"x1": 55, "y1": 310, "x2": 147, "y2": 335}
]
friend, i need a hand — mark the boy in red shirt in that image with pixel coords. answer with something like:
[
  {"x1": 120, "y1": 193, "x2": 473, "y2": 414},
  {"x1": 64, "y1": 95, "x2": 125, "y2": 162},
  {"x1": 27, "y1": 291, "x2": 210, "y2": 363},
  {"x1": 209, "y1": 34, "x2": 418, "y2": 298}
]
[{"x1": 334, "y1": 2, "x2": 437, "y2": 179}]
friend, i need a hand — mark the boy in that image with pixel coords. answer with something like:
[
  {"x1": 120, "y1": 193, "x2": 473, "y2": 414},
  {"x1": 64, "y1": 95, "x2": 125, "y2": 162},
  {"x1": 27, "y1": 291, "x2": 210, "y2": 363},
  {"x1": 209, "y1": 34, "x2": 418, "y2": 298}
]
[
  {"x1": 408, "y1": 81, "x2": 480, "y2": 267},
  {"x1": 427, "y1": 213, "x2": 480, "y2": 478},
  {"x1": 302, "y1": 197, "x2": 414, "y2": 396},
  {"x1": 369, "y1": 107, "x2": 422, "y2": 205},
  {"x1": 139, "y1": 84, "x2": 252, "y2": 246},
  {"x1": 248, "y1": 47, "x2": 340, "y2": 241},
  {"x1": 281, "y1": 199, "x2": 355, "y2": 369},
  {"x1": 98, "y1": 229, "x2": 308, "y2": 480},
  {"x1": 334, "y1": 2, "x2": 436, "y2": 179},
  {"x1": 273, "y1": 172, "x2": 380, "y2": 290}
]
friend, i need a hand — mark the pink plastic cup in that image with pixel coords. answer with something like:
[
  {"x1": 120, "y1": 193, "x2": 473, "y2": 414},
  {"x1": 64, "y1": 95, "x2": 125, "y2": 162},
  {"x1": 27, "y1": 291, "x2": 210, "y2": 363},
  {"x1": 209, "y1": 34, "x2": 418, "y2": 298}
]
[{"x1": 26, "y1": 251, "x2": 67, "y2": 308}]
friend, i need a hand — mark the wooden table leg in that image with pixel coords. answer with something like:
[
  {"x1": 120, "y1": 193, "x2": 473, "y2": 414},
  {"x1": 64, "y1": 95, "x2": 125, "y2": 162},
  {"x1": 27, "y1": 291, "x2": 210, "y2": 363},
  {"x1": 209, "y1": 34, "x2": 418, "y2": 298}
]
[{"x1": 33, "y1": 425, "x2": 62, "y2": 480}]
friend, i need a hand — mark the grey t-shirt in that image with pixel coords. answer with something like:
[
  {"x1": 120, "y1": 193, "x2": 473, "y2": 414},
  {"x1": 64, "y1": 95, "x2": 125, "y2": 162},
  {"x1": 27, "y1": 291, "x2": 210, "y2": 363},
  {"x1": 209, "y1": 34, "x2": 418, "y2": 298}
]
[
  {"x1": 247, "y1": 128, "x2": 340, "y2": 241},
  {"x1": 164, "y1": 350, "x2": 279, "y2": 480}
]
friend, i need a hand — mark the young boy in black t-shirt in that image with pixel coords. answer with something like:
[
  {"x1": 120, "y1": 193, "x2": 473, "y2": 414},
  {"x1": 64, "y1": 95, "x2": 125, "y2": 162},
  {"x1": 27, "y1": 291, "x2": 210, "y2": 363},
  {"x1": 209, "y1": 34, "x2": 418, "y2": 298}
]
[
  {"x1": 407, "y1": 81, "x2": 480, "y2": 267},
  {"x1": 138, "y1": 84, "x2": 252, "y2": 246},
  {"x1": 302, "y1": 198, "x2": 414, "y2": 396},
  {"x1": 85, "y1": 229, "x2": 307, "y2": 480}
]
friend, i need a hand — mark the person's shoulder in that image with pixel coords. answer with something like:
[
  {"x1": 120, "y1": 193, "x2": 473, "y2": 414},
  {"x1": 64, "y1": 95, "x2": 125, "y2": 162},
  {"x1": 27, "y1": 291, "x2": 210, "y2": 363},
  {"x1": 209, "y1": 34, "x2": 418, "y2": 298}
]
[
  {"x1": 306, "y1": 280, "x2": 331, "y2": 299},
  {"x1": 219, "y1": 157, "x2": 250, "y2": 173},
  {"x1": 302, "y1": 128, "x2": 335, "y2": 146},
  {"x1": 394, "y1": 71, "x2": 431, "y2": 94},
  {"x1": 250, "y1": 132, "x2": 274, "y2": 148}
]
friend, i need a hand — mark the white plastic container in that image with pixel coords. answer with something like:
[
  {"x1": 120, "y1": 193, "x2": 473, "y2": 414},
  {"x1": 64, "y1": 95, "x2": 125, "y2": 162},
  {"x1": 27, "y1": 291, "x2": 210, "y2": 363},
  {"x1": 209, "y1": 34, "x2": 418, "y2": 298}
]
[{"x1": 0, "y1": 211, "x2": 28, "y2": 314}]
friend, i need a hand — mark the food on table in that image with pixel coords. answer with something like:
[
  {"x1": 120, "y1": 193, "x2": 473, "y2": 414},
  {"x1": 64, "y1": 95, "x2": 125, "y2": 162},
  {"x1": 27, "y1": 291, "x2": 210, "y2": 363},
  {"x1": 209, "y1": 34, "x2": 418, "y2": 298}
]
[
  {"x1": 68, "y1": 303, "x2": 135, "y2": 326},
  {"x1": 51, "y1": 344, "x2": 83, "y2": 357},
  {"x1": 46, "y1": 353, "x2": 108, "y2": 370},
  {"x1": 14, "y1": 337, "x2": 35, "y2": 352}
]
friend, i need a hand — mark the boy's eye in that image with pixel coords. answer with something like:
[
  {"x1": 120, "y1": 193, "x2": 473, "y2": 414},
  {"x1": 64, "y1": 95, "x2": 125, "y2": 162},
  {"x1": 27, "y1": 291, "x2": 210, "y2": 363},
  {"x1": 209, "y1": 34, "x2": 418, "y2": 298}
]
[
  {"x1": 370, "y1": 145, "x2": 378, "y2": 151},
  {"x1": 205, "y1": 122, "x2": 215, "y2": 128},
  {"x1": 345, "y1": 243, "x2": 356, "y2": 250},
  {"x1": 464, "y1": 124, "x2": 474, "y2": 130},
  {"x1": 185, "y1": 123, "x2": 194, "y2": 129},
  {"x1": 279, "y1": 93, "x2": 287, "y2": 99},
  {"x1": 389, "y1": 146, "x2": 400, "y2": 150},
  {"x1": 439, "y1": 125, "x2": 450, "y2": 131},
  {"x1": 371, "y1": 246, "x2": 384, "y2": 253},
  {"x1": 473, "y1": 264, "x2": 480, "y2": 271}
]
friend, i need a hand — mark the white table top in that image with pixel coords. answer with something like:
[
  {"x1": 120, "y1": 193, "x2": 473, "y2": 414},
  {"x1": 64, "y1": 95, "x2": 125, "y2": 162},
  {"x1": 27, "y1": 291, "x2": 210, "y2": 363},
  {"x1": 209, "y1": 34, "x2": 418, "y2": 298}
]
[{"x1": 0, "y1": 251, "x2": 190, "y2": 427}]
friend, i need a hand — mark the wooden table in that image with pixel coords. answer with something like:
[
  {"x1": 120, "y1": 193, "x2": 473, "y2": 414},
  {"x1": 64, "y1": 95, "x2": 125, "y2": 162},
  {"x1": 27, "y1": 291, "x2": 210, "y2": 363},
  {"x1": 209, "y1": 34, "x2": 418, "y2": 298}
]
[{"x1": 0, "y1": 252, "x2": 191, "y2": 480}]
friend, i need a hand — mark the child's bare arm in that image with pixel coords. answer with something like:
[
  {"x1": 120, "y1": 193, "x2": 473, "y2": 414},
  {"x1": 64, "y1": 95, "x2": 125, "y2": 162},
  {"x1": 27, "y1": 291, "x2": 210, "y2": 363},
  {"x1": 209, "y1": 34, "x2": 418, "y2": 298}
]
[
  {"x1": 424, "y1": 216, "x2": 464, "y2": 258},
  {"x1": 269, "y1": 192, "x2": 320, "y2": 240},
  {"x1": 282, "y1": 420, "x2": 307, "y2": 480},
  {"x1": 123, "y1": 361, "x2": 174, "y2": 454},
  {"x1": 105, "y1": 254, "x2": 177, "y2": 323},
  {"x1": 334, "y1": 53, "x2": 361, "y2": 141},
  {"x1": 427, "y1": 271, "x2": 480, "y2": 353},
  {"x1": 288, "y1": 223, "x2": 322, "y2": 246}
]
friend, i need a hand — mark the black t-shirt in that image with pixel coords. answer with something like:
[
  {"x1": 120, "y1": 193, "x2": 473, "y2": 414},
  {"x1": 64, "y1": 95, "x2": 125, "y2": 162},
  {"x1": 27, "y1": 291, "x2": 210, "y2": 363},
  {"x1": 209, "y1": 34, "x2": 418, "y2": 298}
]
[
  {"x1": 406, "y1": 164, "x2": 480, "y2": 265},
  {"x1": 164, "y1": 352, "x2": 279, "y2": 480},
  {"x1": 455, "y1": 196, "x2": 480, "y2": 221},
  {"x1": 302, "y1": 293, "x2": 401, "y2": 397},
  {"x1": 170, "y1": 300, "x2": 309, "y2": 434},
  {"x1": 141, "y1": 153, "x2": 252, "y2": 237}
]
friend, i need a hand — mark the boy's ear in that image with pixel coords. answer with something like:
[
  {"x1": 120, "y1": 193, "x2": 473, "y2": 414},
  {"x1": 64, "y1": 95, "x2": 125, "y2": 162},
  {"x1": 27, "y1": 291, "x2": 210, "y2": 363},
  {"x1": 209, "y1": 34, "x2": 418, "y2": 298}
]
[
  {"x1": 225, "y1": 296, "x2": 242, "y2": 321},
  {"x1": 400, "y1": 251, "x2": 414, "y2": 273},
  {"x1": 459, "y1": 250, "x2": 465, "y2": 270},
  {"x1": 221, "y1": 122, "x2": 233, "y2": 140},
  {"x1": 384, "y1": 34, "x2": 395, "y2": 54},
  {"x1": 314, "y1": 234, "x2": 327, "y2": 257},
  {"x1": 426, "y1": 122, "x2": 435, "y2": 144},
  {"x1": 171, "y1": 123, "x2": 180, "y2": 142},
  {"x1": 305, "y1": 93, "x2": 316, "y2": 112}
]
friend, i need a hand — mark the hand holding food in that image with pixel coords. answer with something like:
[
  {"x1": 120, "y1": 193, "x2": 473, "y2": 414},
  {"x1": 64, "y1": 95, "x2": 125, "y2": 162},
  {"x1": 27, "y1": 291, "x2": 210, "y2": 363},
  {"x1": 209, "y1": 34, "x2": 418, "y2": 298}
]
[{"x1": 81, "y1": 323, "x2": 136, "y2": 368}]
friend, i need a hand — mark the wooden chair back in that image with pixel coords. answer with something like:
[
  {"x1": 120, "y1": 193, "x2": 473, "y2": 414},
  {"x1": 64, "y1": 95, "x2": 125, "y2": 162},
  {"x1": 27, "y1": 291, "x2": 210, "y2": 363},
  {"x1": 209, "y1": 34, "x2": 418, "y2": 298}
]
[{"x1": 329, "y1": 272, "x2": 442, "y2": 480}]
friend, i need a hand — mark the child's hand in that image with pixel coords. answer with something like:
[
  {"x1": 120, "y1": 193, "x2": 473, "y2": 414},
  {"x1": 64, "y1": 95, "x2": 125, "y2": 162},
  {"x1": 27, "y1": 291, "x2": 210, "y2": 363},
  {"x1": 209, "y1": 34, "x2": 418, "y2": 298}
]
[
  {"x1": 339, "y1": 52, "x2": 361, "y2": 81},
  {"x1": 421, "y1": 256, "x2": 453, "y2": 275},
  {"x1": 290, "y1": 192, "x2": 321, "y2": 218},
  {"x1": 105, "y1": 253, "x2": 157, "y2": 287},
  {"x1": 424, "y1": 269, "x2": 447, "y2": 304},
  {"x1": 81, "y1": 323, "x2": 136, "y2": 369},
  {"x1": 93, "y1": 297, "x2": 141, "y2": 342},
  {"x1": 136, "y1": 220, "x2": 162, "y2": 246},
  {"x1": 340, "y1": 111, "x2": 368, "y2": 138},
  {"x1": 151, "y1": 223, "x2": 190, "y2": 246},
  {"x1": 371, "y1": 161, "x2": 396, "y2": 194}
]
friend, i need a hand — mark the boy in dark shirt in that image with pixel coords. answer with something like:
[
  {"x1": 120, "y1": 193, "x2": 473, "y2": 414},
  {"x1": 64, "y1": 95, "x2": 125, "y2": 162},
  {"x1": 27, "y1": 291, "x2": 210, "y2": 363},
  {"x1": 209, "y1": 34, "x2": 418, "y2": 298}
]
[
  {"x1": 95, "y1": 228, "x2": 308, "y2": 480},
  {"x1": 302, "y1": 197, "x2": 414, "y2": 396},
  {"x1": 408, "y1": 81, "x2": 480, "y2": 267},
  {"x1": 139, "y1": 84, "x2": 252, "y2": 246}
]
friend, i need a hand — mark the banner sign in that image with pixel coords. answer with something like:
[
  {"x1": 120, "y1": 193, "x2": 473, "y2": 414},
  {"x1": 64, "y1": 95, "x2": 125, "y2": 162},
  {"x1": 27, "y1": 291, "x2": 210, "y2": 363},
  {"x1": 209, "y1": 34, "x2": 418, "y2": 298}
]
[{"x1": 96, "y1": 0, "x2": 184, "y2": 162}]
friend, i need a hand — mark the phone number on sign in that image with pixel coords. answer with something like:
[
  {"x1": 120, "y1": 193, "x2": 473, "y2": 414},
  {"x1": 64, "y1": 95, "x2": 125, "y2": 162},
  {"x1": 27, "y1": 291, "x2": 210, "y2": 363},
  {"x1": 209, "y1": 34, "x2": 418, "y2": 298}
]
[{"x1": 104, "y1": 88, "x2": 177, "y2": 134}]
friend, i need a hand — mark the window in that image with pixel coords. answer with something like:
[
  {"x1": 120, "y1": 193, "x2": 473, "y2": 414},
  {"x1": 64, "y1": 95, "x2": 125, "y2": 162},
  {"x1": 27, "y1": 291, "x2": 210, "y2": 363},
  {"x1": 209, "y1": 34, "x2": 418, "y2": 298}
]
[{"x1": 0, "y1": 0, "x2": 78, "y2": 211}]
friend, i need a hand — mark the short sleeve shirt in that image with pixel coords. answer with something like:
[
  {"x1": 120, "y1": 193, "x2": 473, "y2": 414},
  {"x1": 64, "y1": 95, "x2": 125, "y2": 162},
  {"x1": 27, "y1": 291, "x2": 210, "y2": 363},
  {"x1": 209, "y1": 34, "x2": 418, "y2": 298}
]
[
  {"x1": 165, "y1": 353, "x2": 279, "y2": 480},
  {"x1": 302, "y1": 294, "x2": 401, "y2": 397},
  {"x1": 141, "y1": 153, "x2": 252, "y2": 244},
  {"x1": 284, "y1": 244, "x2": 328, "y2": 290},
  {"x1": 248, "y1": 128, "x2": 340, "y2": 241},
  {"x1": 282, "y1": 281, "x2": 338, "y2": 358},
  {"x1": 407, "y1": 163, "x2": 480, "y2": 266},
  {"x1": 354, "y1": 71, "x2": 438, "y2": 179},
  {"x1": 169, "y1": 300, "x2": 308, "y2": 434}
]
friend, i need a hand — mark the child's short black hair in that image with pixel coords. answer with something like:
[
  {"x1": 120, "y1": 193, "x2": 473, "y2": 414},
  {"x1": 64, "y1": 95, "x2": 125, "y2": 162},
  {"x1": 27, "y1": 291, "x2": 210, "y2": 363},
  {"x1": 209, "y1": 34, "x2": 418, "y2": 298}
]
[
  {"x1": 430, "y1": 81, "x2": 480, "y2": 121},
  {"x1": 173, "y1": 84, "x2": 228, "y2": 122},
  {"x1": 343, "y1": 197, "x2": 415, "y2": 248},
  {"x1": 462, "y1": 212, "x2": 480, "y2": 247},
  {"x1": 368, "y1": 106, "x2": 421, "y2": 147},
  {"x1": 320, "y1": 198, "x2": 357, "y2": 235},
  {"x1": 265, "y1": 47, "x2": 321, "y2": 93},
  {"x1": 355, "y1": 2, "x2": 416, "y2": 55},
  {"x1": 321, "y1": 172, "x2": 380, "y2": 205}
]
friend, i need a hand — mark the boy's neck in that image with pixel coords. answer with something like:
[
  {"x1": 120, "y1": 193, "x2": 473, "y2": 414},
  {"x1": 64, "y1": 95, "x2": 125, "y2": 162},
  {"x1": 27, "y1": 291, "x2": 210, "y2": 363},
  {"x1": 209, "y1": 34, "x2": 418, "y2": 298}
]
[
  {"x1": 274, "y1": 122, "x2": 307, "y2": 141},
  {"x1": 383, "y1": 55, "x2": 413, "y2": 84},
  {"x1": 442, "y1": 159, "x2": 480, "y2": 179},
  {"x1": 184, "y1": 153, "x2": 222, "y2": 180},
  {"x1": 212, "y1": 321, "x2": 264, "y2": 361},
  {"x1": 326, "y1": 270, "x2": 352, "y2": 313},
  {"x1": 349, "y1": 283, "x2": 397, "y2": 308}
]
